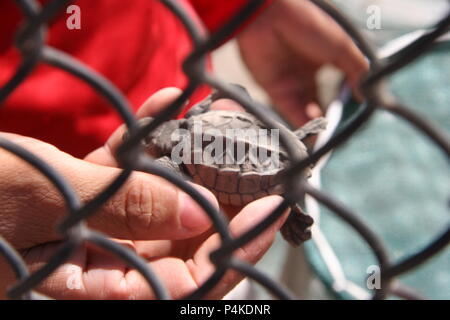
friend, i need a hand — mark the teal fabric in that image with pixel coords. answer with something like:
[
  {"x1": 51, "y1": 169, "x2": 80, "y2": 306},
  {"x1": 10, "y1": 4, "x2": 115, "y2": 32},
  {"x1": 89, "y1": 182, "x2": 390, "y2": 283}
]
[{"x1": 307, "y1": 42, "x2": 450, "y2": 299}]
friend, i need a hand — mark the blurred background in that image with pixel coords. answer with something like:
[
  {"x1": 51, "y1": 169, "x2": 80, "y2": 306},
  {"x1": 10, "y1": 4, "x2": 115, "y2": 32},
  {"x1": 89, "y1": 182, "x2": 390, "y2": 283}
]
[{"x1": 213, "y1": 0, "x2": 450, "y2": 299}]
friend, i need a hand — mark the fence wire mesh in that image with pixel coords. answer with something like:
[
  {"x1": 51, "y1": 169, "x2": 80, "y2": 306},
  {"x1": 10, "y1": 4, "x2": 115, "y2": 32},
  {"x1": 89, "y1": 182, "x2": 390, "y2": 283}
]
[{"x1": 0, "y1": 0, "x2": 449, "y2": 300}]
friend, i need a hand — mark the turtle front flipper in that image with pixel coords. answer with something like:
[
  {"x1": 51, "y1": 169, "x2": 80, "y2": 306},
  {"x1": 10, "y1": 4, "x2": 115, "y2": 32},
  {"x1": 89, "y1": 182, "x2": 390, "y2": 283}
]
[{"x1": 280, "y1": 204, "x2": 314, "y2": 246}]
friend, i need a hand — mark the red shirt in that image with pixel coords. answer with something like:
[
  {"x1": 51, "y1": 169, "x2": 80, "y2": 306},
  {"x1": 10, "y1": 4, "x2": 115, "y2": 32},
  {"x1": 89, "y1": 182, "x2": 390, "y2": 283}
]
[{"x1": 0, "y1": 0, "x2": 272, "y2": 157}]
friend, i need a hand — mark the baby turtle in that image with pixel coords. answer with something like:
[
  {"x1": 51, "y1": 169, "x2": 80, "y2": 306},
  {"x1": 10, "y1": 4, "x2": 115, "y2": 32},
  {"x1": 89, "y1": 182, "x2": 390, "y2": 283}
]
[{"x1": 128, "y1": 87, "x2": 326, "y2": 246}]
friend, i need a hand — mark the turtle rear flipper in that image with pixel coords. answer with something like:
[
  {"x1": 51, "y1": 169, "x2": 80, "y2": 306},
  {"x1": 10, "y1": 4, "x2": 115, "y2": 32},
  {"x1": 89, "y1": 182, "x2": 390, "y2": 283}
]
[{"x1": 280, "y1": 204, "x2": 314, "y2": 246}]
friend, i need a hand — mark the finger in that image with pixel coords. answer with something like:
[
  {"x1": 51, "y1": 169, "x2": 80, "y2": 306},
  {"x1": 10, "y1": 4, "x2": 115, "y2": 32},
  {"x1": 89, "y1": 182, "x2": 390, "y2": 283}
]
[
  {"x1": 87, "y1": 171, "x2": 218, "y2": 241},
  {"x1": 265, "y1": 74, "x2": 321, "y2": 127},
  {"x1": 305, "y1": 102, "x2": 322, "y2": 119},
  {"x1": 84, "y1": 87, "x2": 184, "y2": 166},
  {"x1": 16, "y1": 241, "x2": 147, "y2": 300},
  {"x1": 0, "y1": 139, "x2": 218, "y2": 248},
  {"x1": 127, "y1": 196, "x2": 288, "y2": 299},
  {"x1": 186, "y1": 195, "x2": 288, "y2": 299},
  {"x1": 120, "y1": 196, "x2": 288, "y2": 299},
  {"x1": 19, "y1": 195, "x2": 286, "y2": 300},
  {"x1": 330, "y1": 42, "x2": 368, "y2": 101}
]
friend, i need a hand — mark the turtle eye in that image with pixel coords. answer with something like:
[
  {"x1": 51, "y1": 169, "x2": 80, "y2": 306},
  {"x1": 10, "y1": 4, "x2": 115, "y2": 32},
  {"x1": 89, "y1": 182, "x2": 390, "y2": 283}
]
[
  {"x1": 179, "y1": 121, "x2": 188, "y2": 130},
  {"x1": 141, "y1": 133, "x2": 166, "y2": 158}
]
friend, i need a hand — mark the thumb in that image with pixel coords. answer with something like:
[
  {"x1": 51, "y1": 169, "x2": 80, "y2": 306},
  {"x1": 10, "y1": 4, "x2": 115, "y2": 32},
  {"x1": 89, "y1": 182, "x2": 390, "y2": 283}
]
[
  {"x1": 84, "y1": 166, "x2": 218, "y2": 241},
  {"x1": 0, "y1": 134, "x2": 217, "y2": 249},
  {"x1": 85, "y1": 87, "x2": 184, "y2": 167}
]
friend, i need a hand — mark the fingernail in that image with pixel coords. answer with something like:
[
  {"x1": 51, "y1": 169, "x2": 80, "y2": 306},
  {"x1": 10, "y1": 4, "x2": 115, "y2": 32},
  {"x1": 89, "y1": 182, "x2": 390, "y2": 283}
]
[{"x1": 178, "y1": 185, "x2": 218, "y2": 231}]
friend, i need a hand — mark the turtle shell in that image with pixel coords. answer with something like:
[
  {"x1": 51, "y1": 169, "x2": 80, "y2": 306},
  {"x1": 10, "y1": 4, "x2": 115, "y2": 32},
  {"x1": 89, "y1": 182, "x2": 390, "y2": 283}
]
[{"x1": 181, "y1": 110, "x2": 310, "y2": 206}]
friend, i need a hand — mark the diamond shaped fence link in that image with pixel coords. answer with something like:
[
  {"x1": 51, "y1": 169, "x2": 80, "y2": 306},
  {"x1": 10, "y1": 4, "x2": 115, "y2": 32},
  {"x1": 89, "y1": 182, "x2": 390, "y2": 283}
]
[{"x1": 0, "y1": 0, "x2": 449, "y2": 300}]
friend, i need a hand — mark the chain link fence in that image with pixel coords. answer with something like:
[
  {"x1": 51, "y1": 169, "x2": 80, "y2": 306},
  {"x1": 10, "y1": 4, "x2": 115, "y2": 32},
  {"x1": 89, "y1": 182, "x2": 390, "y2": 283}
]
[{"x1": 0, "y1": 0, "x2": 449, "y2": 300}]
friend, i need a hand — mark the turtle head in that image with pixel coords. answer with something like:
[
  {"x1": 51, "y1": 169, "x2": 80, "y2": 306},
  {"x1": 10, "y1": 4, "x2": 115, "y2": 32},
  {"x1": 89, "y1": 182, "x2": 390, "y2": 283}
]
[
  {"x1": 123, "y1": 117, "x2": 185, "y2": 158},
  {"x1": 293, "y1": 117, "x2": 328, "y2": 152}
]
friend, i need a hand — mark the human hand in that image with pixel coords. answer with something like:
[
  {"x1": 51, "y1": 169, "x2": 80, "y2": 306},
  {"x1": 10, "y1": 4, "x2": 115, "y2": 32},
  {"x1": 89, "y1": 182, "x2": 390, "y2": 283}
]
[
  {"x1": 0, "y1": 88, "x2": 287, "y2": 299},
  {"x1": 237, "y1": 0, "x2": 368, "y2": 127}
]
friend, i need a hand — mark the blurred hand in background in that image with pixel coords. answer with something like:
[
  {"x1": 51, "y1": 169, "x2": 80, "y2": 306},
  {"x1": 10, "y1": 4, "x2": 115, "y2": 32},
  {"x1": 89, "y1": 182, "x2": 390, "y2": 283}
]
[{"x1": 238, "y1": 0, "x2": 368, "y2": 127}]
